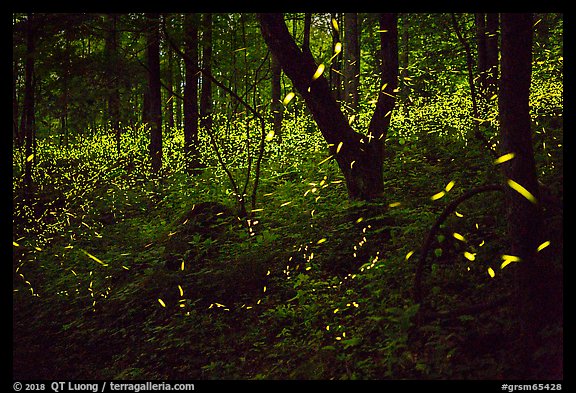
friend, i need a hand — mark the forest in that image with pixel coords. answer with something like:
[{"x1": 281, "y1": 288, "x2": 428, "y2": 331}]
[{"x1": 12, "y1": 12, "x2": 563, "y2": 381}]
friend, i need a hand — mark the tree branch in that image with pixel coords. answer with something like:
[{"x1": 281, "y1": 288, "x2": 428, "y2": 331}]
[{"x1": 413, "y1": 183, "x2": 504, "y2": 305}]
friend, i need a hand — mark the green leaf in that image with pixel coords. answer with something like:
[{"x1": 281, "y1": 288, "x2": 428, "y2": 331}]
[
  {"x1": 434, "y1": 248, "x2": 443, "y2": 257},
  {"x1": 341, "y1": 337, "x2": 362, "y2": 347}
]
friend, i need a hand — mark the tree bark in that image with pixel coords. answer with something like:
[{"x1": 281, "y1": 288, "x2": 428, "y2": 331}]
[
  {"x1": 476, "y1": 13, "x2": 499, "y2": 99},
  {"x1": 329, "y1": 13, "x2": 342, "y2": 102},
  {"x1": 499, "y1": 12, "x2": 553, "y2": 379},
  {"x1": 485, "y1": 13, "x2": 499, "y2": 97},
  {"x1": 23, "y1": 13, "x2": 36, "y2": 203},
  {"x1": 146, "y1": 13, "x2": 162, "y2": 173},
  {"x1": 399, "y1": 13, "x2": 410, "y2": 109},
  {"x1": 368, "y1": 14, "x2": 398, "y2": 144},
  {"x1": 105, "y1": 13, "x2": 121, "y2": 154},
  {"x1": 270, "y1": 52, "x2": 283, "y2": 142},
  {"x1": 475, "y1": 13, "x2": 488, "y2": 93},
  {"x1": 200, "y1": 13, "x2": 213, "y2": 133},
  {"x1": 13, "y1": 55, "x2": 20, "y2": 146},
  {"x1": 167, "y1": 44, "x2": 175, "y2": 130},
  {"x1": 183, "y1": 13, "x2": 200, "y2": 173},
  {"x1": 303, "y1": 13, "x2": 311, "y2": 52},
  {"x1": 343, "y1": 13, "x2": 360, "y2": 113},
  {"x1": 258, "y1": 13, "x2": 398, "y2": 200}
]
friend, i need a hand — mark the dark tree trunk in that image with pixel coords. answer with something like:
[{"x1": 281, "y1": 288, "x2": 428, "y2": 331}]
[
  {"x1": 13, "y1": 56, "x2": 20, "y2": 147},
  {"x1": 343, "y1": 13, "x2": 360, "y2": 113},
  {"x1": 146, "y1": 13, "x2": 162, "y2": 173},
  {"x1": 106, "y1": 13, "x2": 121, "y2": 155},
  {"x1": 485, "y1": 13, "x2": 499, "y2": 97},
  {"x1": 329, "y1": 13, "x2": 342, "y2": 102},
  {"x1": 399, "y1": 13, "x2": 410, "y2": 109},
  {"x1": 61, "y1": 28, "x2": 73, "y2": 147},
  {"x1": 167, "y1": 44, "x2": 175, "y2": 130},
  {"x1": 23, "y1": 13, "x2": 36, "y2": 203},
  {"x1": 303, "y1": 13, "x2": 311, "y2": 52},
  {"x1": 200, "y1": 13, "x2": 213, "y2": 133},
  {"x1": 60, "y1": 67, "x2": 68, "y2": 147},
  {"x1": 368, "y1": 14, "x2": 398, "y2": 142},
  {"x1": 184, "y1": 13, "x2": 200, "y2": 174},
  {"x1": 175, "y1": 57, "x2": 183, "y2": 128},
  {"x1": 499, "y1": 13, "x2": 555, "y2": 379},
  {"x1": 258, "y1": 13, "x2": 398, "y2": 200},
  {"x1": 270, "y1": 52, "x2": 283, "y2": 142},
  {"x1": 475, "y1": 13, "x2": 488, "y2": 93},
  {"x1": 476, "y1": 13, "x2": 499, "y2": 100},
  {"x1": 174, "y1": 15, "x2": 184, "y2": 130}
]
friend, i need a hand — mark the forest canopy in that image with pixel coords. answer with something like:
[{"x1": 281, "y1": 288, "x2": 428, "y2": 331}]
[{"x1": 13, "y1": 12, "x2": 563, "y2": 381}]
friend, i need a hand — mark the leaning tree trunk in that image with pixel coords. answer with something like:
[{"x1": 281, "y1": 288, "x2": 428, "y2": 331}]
[{"x1": 258, "y1": 13, "x2": 398, "y2": 200}]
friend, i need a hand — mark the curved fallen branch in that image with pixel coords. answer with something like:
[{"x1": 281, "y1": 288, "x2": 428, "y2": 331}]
[
  {"x1": 412, "y1": 184, "x2": 504, "y2": 306},
  {"x1": 412, "y1": 180, "x2": 561, "y2": 326}
]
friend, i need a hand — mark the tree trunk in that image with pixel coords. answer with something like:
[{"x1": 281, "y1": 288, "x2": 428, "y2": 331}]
[
  {"x1": 13, "y1": 56, "x2": 20, "y2": 147},
  {"x1": 175, "y1": 42, "x2": 183, "y2": 129},
  {"x1": 485, "y1": 13, "x2": 499, "y2": 97},
  {"x1": 146, "y1": 13, "x2": 162, "y2": 173},
  {"x1": 200, "y1": 13, "x2": 213, "y2": 133},
  {"x1": 258, "y1": 13, "x2": 398, "y2": 200},
  {"x1": 329, "y1": 13, "x2": 342, "y2": 102},
  {"x1": 23, "y1": 13, "x2": 36, "y2": 204},
  {"x1": 368, "y1": 14, "x2": 398, "y2": 143},
  {"x1": 399, "y1": 13, "x2": 410, "y2": 109},
  {"x1": 303, "y1": 13, "x2": 311, "y2": 52},
  {"x1": 183, "y1": 13, "x2": 200, "y2": 174},
  {"x1": 60, "y1": 69, "x2": 68, "y2": 147},
  {"x1": 270, "y1": 52, "x2": 283, "y2": 142},
  {"x1": 343, "y1": 13, "x2": 360, "y2": 113},
  {"x1": 105, "y1": 13, "x2": 121, "y2": 155},
  {"x1": 476, "y1": 13, "x2": 499, "y2": 100},
  {"x1": 166, "y1": 44, "x2": 175, "y2": 130},
  {"x1": 475, "y1": 13, "x2": 488, "y2": 93},
  {"x1": 499, "y1": 12, "x2": 554, "y2": 379}
]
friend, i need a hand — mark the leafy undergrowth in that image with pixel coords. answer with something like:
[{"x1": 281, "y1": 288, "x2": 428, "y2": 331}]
[{"x1": 13, "y1": 100, "x2": 563, "y2": 380}]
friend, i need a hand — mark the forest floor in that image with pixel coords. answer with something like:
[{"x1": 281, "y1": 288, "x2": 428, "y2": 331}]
[{"x1": 12, "y1": 125, "x2": 563, "y2": 380}]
